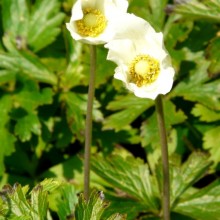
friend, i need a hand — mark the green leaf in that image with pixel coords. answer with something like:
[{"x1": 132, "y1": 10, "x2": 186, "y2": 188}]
[
  {"x1": 63, "y1": 92, "x2": 103, "y2": 137},
  {"x1": 172, "y1": 59, "x2": 220, "y2": 109},
  {"x1": 28, "y1": 0, "x2": 65, "y2": 52},
  {"x1": 1, "y1": 0, "x2": 64, "y2": 52},
  {"x1": 2, "y1": 0, "x2": 29, "y2": 40},
  {"x1": 173, "y1": 0, "x2": 220, "y2": 23},
  {"x1": 0, "y1": 179, "x2": 61, "y2": 219},
  {"x1": 191, "y1": 104, "x2": 220, "y2": 122},
  {"x1": 91, "y1": 154, "x2": 159, "y2": 212},
  {"x1": 61, "y1": 37, "x2": 84, "y2": 90},
  {"x1": 11, "y1": 81, "x2": 53, "y2": 142},
  {"x1": 14, "y1": 113, "x2": 41, "y2": 142},
  {"x1": 168, "y1": 152, "x2": 211, "y2": 206},
  {"x1": 75, "y1": 190, "x2": 125, "y2": 220},
  {"x1": 206, "y1": 37, "x2": 220, "y2": 76},
  {"x1": 203, "y1": 126, "x2": 220, "y2": 166},
  {"x1": 174, "y1": 180, "x2": 220, "y2": 220},
  {"x1": 0, "y1": 70, "x2": 16, "y2": 84},
  {"x1": 0, "y1": 51, "x2": 57, "y2": 85},
  {"x1": 30, "y1": 185, "x2": 48, "y2": 220},
  {"x1": 163, "y1": 15, "x2": 193, "y2": 68},
  {"x1": 141, "y1": 100, "x2": 186, "y2": 169},
  {"x1": 0, "y1": 95, "x2": 16, "y2": 175},
  {"x1": 102, "y1": 194, "x2": 146, "y2": 220},
  {"x1": 12, "y1": 80, "x2": 53, "y2": 112},
  {"x1": 56, "y1": 184, "x2": 77, "y2": 220},
  {"x1": 40, "y1": 155, "x2": 83, "y2": 186},
  {"x1": 129, "y1": 0, "x2": 168, "y2": 31},
  {"x1": 103, "y1": 94, "x2": 153, "y2": 130}
]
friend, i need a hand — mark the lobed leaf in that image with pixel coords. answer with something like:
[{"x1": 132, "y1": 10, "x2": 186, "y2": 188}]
[
  {"x1": 191, "y1": 104, "x2": 220, "y2": 122},
  {"x1": 104, "y1": 94, "x2": 153, "y2": 130},
  {"x1": 75, "y1": 189, "x2": 125, "y2": 220},
  {"x1": 174, "y1": 180, "x2": 220, "y2": 220},
  {"x1": 173, "y1": 0, "x2": 220, "y2": 23},
  {"x1": 168, "y1": 152, "x2": 212, "y2": 206},
  {"x1": 203, "y1": 126, "x2": 220, "y2": 167},
  {"x1": 91, "y1": 154, "x2": 159, "y2": 212}
]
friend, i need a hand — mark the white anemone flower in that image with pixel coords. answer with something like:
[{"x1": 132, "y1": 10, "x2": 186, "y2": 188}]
[
  {"x1": 105, "y1": 14, "x2": 175, "y2": 99},
  {"x1": 66, "y1": 0, "x2": 128, "y2": 45}
]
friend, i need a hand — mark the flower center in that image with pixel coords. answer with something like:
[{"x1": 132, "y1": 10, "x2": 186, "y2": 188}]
[
  {"x1": 129, "y1": 55, "x2": 160, "y2": 87},
  {"x1": 75, "y1": 8, "x2": 107, "y2": 37}
]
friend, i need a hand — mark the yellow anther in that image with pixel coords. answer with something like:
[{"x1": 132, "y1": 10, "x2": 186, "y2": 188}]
[
  {"x1": 129, "y1": 55, "x2": 160, "y2": 87},
  {"x1": 75, "y1": 8, "x2": 107, "y2": 37}
]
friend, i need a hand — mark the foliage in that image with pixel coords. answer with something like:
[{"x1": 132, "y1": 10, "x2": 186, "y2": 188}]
[{"x1": 0, "y1": 0, "x2": 220, "y2": 219}]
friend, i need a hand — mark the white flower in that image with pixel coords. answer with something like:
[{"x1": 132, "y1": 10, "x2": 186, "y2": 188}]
[
  {"x1": 105, "y1": 14, "x2": 175, "y2": 99},
  {"x1": 66, "y1": 0, "x2": 128, "y2": 45}
]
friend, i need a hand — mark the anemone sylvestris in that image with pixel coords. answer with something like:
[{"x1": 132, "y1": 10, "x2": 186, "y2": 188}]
[
  {"x1": 105, "y1": 14, "x2": 175, "y2": 99},
  {"x1": 66, "y1": 0, "x2": 128, "y2": 45}
]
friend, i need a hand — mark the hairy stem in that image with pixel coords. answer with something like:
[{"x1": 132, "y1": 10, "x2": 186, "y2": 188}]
[
  {"x1": 84, "y1": 45, "x2": 96, "y2": 201},
  {"x1": 155, "y1": 95, "x2": 170, "y2": 220}
]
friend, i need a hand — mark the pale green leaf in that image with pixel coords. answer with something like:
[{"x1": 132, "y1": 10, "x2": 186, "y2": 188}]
[
  {"x1": 174, "y1": 0, "x2": 220, "y2": 23},
  {"x1": 56, "y1": 184, "x2": 77, "y2": 220},
  {"x1": 14, "y1": 113, "x2": 41, "y2": 142},
  {"x1": 203, "y1": 126, "x2": 220, "y2": 166},
  {"x1": 75, "y1": 190, "x2": 125, "y2": 220},
  {"x1": 2, "y1": 0, "x2": 64, "y2": 52},
  {"x1": 174, "y1": 180, "x2": 220, "y2": 220},
  {"x1": 13, "y1": 85, "x2": 53, "y2": 112},
  {"x1": 91, "y1": 154, "x2": 159, "y2": 212},
  {"x1": 0, "y1": 179, "x2": 61, "y2": 219},
  {"x1": 172, "y1": 59, "x2": 220, "y2": 109},
  {"x1": 206, "y1": 37, "x2": 220, "y2": 76},
  {"x1": 28, "y1": 0, "x2": 65, "y2": 52},
  {"x1": 0, "y1": 51, "x2": 57, "y2": 85},
  {"x1": 191, "y1": 104, "x2": 220, "y2": 122},
  {"x1": 168, "y1": 152, "x2": 211, "y2": 206},
  {"x1": 103, "y1": 94, "x2": 153, "y2": 130},
  {"x1": 31, "y1": 185, "x2": 48, "y2": 220},
  {"x1": 2, "y1": 0, "x2": 29, "y2": 39}
]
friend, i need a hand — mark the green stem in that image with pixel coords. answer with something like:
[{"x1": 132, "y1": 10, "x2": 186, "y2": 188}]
[
  {"x1": 84, "y1": 45, "x2": 96, "y2": 201},
  {"x1": 155, "y1": 95, "x2": 170, "y2": 220}
]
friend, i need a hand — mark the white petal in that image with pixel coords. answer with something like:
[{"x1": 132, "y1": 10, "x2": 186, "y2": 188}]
[
  {"x1": 105, "y1": 39, "x2": 136, "y2": 65},
  {"x1": 66, "y1": 0, "x2": 129, "y2": 45},
  {"x1": 71, "y1": 0, "x2": 83, "y2": 20},
  {"x1": 114, "y1": 65, "x2": 129, "y2": 83}
]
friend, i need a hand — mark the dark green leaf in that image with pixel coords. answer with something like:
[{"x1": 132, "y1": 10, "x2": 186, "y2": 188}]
[{"x1": 129, "y1": 0, "x2": 168, "y2": 31}]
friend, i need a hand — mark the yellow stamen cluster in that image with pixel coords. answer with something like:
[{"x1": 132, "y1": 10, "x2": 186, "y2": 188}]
[
  {"x1": 129, "y1": 55, "x2": 160, "y2": 87},
  {"x1": 75, "y1": 8, "x2": 107, "y2": 37}
]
